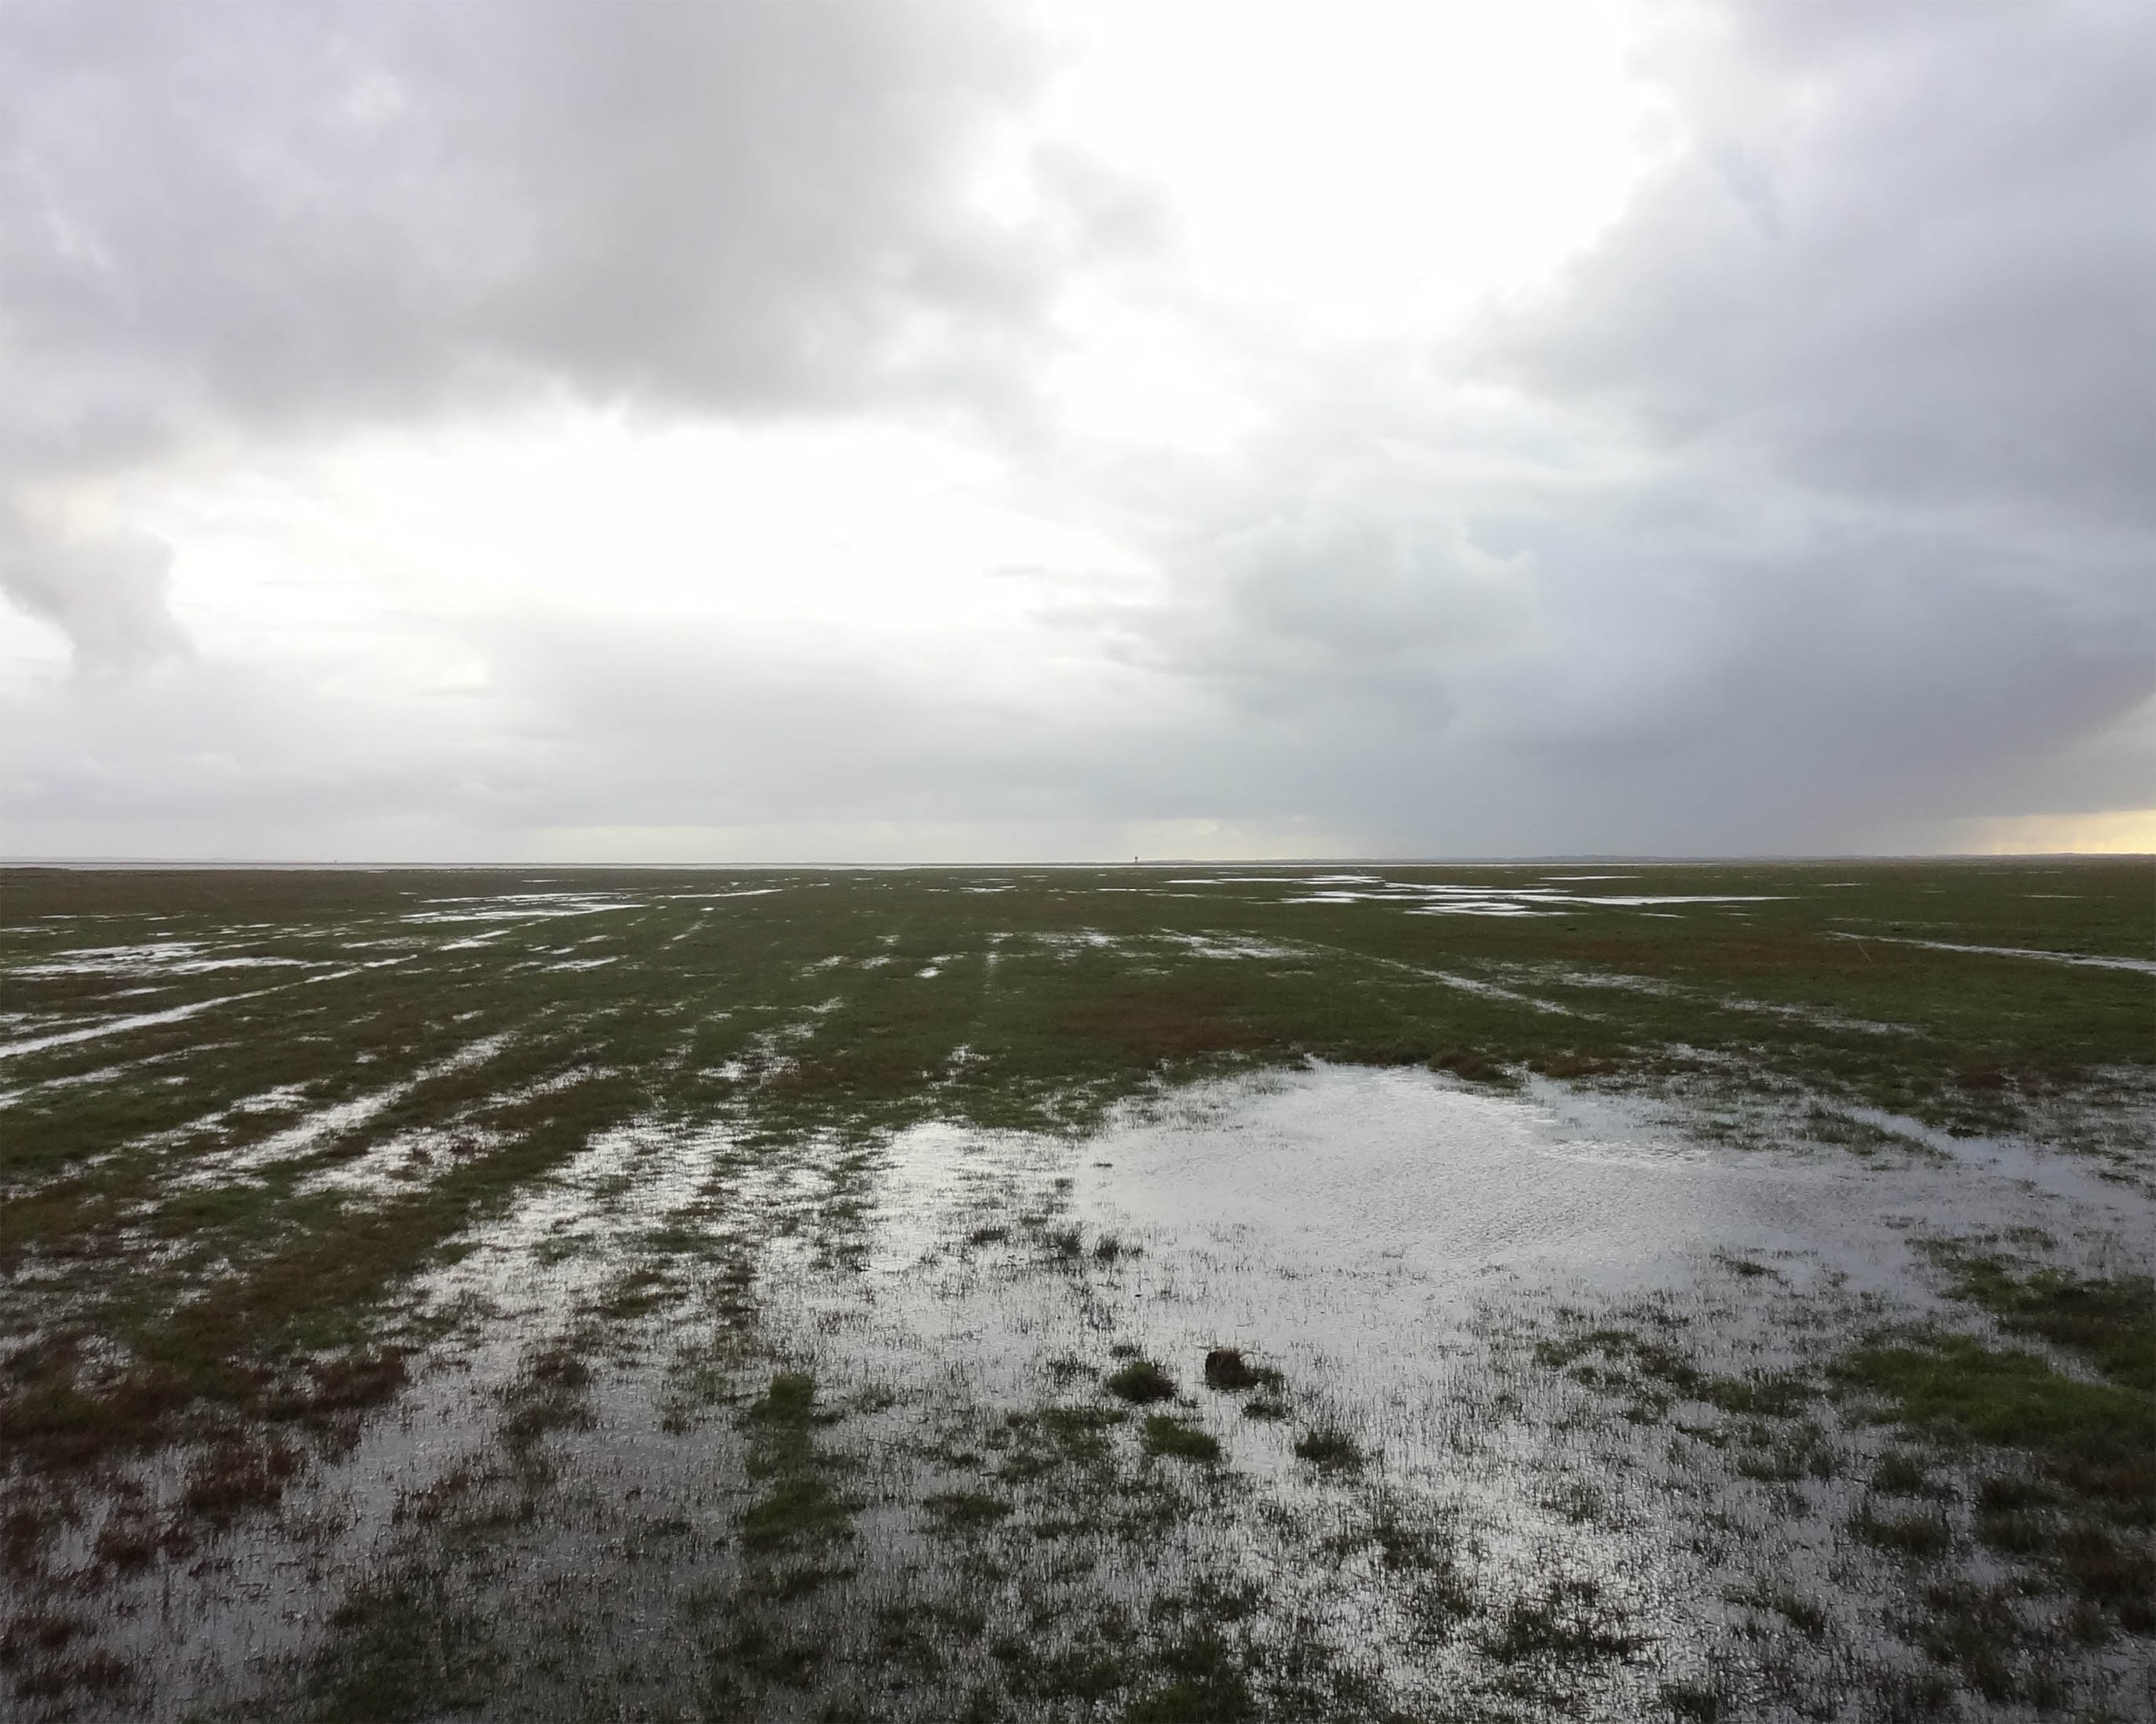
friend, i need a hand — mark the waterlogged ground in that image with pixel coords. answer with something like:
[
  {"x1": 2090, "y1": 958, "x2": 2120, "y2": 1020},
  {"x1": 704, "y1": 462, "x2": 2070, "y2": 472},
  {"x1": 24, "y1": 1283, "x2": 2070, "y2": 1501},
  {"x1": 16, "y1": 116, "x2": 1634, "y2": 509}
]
[{"x1": 1, "y1": 862, "x2": 2151, "y2": 1722}]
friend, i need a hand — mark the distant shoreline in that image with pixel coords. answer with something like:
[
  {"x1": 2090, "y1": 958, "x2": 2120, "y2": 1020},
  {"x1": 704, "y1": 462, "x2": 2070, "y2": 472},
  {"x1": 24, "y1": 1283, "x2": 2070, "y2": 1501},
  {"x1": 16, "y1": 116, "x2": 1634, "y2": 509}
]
[{"x1": 2, "y1": 853, "x2": 2148, "y2": 872}]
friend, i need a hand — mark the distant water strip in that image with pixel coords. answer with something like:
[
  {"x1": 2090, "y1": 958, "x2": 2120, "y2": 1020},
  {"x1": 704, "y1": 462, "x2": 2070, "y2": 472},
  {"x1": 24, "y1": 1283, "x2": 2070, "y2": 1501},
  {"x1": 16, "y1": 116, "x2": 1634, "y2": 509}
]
[
  {"x1": 0, "y1": 990, "x2": 282, "y2": 1060},
  {"x1": 0, "y1": 960, "x2": 405, "y2": 1060},
  {"x1": 1830, "y1": 932, "x2": 2156, "y2": 975}
]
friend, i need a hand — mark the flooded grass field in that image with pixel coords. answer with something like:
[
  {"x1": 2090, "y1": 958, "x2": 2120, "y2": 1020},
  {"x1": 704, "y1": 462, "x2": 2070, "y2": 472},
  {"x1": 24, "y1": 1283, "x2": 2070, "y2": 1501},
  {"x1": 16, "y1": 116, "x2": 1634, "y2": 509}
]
[{"x1": 2, "y1": 859, "x2": 2151, "y2": 1722}]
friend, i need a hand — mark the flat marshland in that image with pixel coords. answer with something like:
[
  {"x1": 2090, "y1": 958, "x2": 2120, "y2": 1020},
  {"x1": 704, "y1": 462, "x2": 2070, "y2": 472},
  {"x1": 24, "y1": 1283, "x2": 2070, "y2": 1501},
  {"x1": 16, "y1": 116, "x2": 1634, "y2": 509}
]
[{"x1": 1, "y1": 860, "x2": 2151, "y2": 1722}]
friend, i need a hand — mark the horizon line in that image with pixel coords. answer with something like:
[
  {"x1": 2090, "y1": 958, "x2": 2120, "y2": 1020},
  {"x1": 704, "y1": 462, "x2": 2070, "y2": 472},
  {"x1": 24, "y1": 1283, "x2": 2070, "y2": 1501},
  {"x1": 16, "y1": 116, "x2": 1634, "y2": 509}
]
[{"x1": 3, "y1": 853, "x2": 2149, "y2": 872}]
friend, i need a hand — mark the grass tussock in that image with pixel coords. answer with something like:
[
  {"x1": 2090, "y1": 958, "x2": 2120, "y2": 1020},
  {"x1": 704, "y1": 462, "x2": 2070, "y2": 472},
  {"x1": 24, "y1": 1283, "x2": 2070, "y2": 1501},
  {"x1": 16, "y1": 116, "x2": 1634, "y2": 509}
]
[
  {"x1": 1140, "y1": 1415, "x2": 1220, "y2": 1463},
  {"x1": 1292, "y1": 1426, "x2": 1363, "y2": 1471},
  {"x1": 1104, "y1": 1360, "x2": 1177, "y2": 1405}
]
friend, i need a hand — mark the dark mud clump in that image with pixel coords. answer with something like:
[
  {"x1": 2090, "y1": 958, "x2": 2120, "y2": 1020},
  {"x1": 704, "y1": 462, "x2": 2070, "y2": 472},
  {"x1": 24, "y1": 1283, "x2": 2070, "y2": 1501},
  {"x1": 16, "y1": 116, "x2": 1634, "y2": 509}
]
[{"x1": 1202, "y1": 1347, "x2": 1282, "y2": 1393}]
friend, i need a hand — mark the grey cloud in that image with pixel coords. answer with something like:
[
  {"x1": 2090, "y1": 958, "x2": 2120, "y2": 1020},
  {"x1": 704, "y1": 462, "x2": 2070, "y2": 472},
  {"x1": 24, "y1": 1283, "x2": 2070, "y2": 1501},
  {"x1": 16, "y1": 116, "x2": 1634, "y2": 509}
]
[
  {"x1": 0, "y1": 609, "x2": 1202, "y2": 851},
  {"x1": 1481, "y1": 0, "x2": 2156, "y2": 528},
  {"x1": 0, "y1": 0, "x2": 1071, "y2": 663},
  {"x1": 2, "y1": 0, "x2": 2148, "y2": 858},
  {"x1": 0, "y1": 510, "x2": 186, "y2": 676},
  {"x1": 1085, "y1": 0, "x2": 2156, "y2": 850},
  {"x1": 1104, "y1": 405, "x2": 2154, "y2": 851},
  {"x1": 2, "y1": 508, "x2": 2143, "y2": 862}
]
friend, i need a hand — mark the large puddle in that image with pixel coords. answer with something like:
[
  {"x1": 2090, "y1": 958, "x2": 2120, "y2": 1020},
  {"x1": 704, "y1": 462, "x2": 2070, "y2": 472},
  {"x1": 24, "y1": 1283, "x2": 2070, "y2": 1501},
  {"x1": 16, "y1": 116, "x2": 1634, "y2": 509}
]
[{"x1": 32, "y1": 1063, "x2": 2156, "y2": 1719}]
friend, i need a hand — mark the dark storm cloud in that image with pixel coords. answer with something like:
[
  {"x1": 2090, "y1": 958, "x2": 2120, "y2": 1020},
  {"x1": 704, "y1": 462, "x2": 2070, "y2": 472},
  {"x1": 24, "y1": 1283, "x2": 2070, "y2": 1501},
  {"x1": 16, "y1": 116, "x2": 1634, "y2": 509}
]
[
  {"x1": 0, "y1": 0, "x2": 1063, "y2": 661},
  {"x1": 1102, "y1": 0, "x2": 2156, "y2": 850},
  {"x1": 1486, "y1": 0, "x2": 2156, "y2": 530}
]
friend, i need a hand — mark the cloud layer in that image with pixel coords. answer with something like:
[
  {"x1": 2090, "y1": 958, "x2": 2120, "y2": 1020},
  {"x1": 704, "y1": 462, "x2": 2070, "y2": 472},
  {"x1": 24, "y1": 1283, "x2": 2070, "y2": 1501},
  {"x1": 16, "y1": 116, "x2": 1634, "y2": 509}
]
[
  {"x1": 3, "y1": 0, "x2": 2151, "y2": 858},
  {"x1": 4, "y1": 0, "x2": 1057, "y2": 653}
]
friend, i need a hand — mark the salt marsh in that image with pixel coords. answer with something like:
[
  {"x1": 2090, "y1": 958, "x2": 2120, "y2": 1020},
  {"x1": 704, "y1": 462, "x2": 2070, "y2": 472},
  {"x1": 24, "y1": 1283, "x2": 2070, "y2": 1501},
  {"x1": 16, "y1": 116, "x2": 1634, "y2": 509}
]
[{"x1": 1, "y1": 861, "x2": 2150, "y2": 1721}]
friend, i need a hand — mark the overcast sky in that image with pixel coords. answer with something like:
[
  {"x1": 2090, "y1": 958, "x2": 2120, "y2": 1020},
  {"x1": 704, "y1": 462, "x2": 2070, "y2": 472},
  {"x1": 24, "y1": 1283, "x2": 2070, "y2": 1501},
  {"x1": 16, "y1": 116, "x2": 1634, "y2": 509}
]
[{"x1": 3, "y1": 0, "x2": 2151, "y2": 862}]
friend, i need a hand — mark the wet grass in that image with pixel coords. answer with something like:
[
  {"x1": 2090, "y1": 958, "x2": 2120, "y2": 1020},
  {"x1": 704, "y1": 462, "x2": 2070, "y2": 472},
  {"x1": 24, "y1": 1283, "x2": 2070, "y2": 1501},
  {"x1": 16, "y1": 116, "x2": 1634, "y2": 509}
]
[
  {"x1": 1928, "y1": 1242, "x2": 2156, "y2": 1391},
  {"x1": 309, "y1": 1570, "x2": 498, "y2": 1723},
  {"x1": 1523, "y1": 1237, "x2": 2156, "y2": 1717},
  {"x1": 0, "y1": 858, "x2": 2149, "y2": 1718},
  {"x1": 1834, "y1": 1277, "x2": 2156, "y2": 1584},
  {"x1": 1484, "y1": 1575, "x2": 1649, "y2": 1666},
  {"x1": 1837, "y1": 1333, "x2": 2154, "y2": 1468},
  {"x1": 1726, "y1": 1580, "x2": 1827, "y2": 1641},
  {"x1": 1104, "y1": 1359, "x2": 1177, "y2": 1405},
  {"x1": 1140, "y1": 1415, "x2": 1220, "y2": 1463},
  {"x1": 738, "y1": 1371, "x2": 856, "y2": 1555},
  {"x1": 1119, "y1": 1631, "x2": 1253, "y2": 1722},
  {"x1": 1290, "y1": 1427, "x2": 1363, "y2": 1472}
]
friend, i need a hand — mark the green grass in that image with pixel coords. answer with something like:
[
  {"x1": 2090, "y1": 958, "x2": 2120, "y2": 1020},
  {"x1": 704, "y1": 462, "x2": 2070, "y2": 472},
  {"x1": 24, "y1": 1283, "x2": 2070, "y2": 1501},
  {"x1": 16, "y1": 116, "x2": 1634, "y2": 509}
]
[
  {"x1": 994, "y1": 1405, "x2": 1127, "y2": 1483},
  {"x1": 0, "y1": 858, "x2": 2149, "y2": 1717},
  {"x1": 1725, "y1": 1581, "x2": 1826, "y2": 1641},
  {"x1": 1292, "y1": 1426, "x2": 1363, "y2": 1471},
  {"x1": 1118, "y1": 1632, "x2": 1253, "y2": 1722},
  {"x1": 1534, "y1": 1241, "x2": 2156, "y2": 1689},
  {"x1": 308, "y1": 1572, "x2": 498, "y2": 1722},
  {"x1": 1836, "y1": 1333, "x2": 2154, "y2": 1468},
  {"x1": 1834, "y1": 1320, "x2": 2154, "y2": 1634},
  {"x1": 738, "y1": 1372, "x2": 856, "y2": 1554},
  {"x1": 1870, "y1": 1449, "x2": 1941, "y2": 1496},
  {"x1": 925, "y1": 1490, "x2": 1014, "y2": 1532},
  {"x1": 4, "y1": 858, "x2": 2139, "y2": 1511},
  {"x1": 1104, "y1": 1360, "x2": 1177, "y2": 1405},
  {"x1": 1851, "y1": 1500, "x2": 1954, "y2": 1558},
  {"x1": 1140, "y1": 1415, "x2": 1220, "y2": 1463},
  {"x1": 1483, "y1": 1576, "x2": 1647, "y2": 1666},
  {"x1": 1928, "y1": 1246, "x2": 2156, "y2": 1392}
]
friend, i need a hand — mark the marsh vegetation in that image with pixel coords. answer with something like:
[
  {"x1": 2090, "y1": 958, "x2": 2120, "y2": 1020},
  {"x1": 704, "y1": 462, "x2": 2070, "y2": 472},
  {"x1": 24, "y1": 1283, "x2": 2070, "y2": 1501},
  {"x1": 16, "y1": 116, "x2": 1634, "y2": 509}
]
[{"x1": 1, "y1": 860, "x2": 2150, "y2": 1719}]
